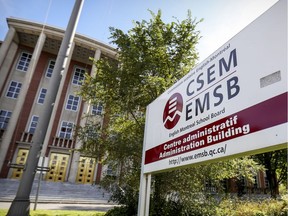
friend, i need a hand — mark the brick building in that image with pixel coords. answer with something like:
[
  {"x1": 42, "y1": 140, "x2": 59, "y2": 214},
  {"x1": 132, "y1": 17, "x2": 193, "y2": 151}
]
[{"x1": 0, "y1": 17, "x2": 116, "y2": 184}]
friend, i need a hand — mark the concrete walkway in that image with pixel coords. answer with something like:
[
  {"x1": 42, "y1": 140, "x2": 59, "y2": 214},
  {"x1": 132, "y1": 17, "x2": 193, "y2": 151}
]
[
  {"x1": 0, "y1": 178, "x2": 113, "y2": 204},
  {"x1": 0, "y1": 202, "x2": 118, "y2": 212}
]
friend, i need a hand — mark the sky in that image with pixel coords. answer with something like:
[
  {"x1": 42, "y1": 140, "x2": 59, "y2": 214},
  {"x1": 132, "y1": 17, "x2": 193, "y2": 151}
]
[{"x1": 0, "y1": 0, "x2": 279, "y2": 62}]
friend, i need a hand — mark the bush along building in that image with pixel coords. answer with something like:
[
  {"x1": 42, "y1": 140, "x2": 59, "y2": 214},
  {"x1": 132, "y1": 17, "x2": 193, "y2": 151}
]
[{"x1": 0, "y1": 17, "x2": 116, "y2": 184}]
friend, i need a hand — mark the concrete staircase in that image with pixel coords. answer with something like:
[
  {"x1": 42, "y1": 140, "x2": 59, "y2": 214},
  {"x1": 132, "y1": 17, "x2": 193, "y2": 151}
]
[{"x1": 0, "y1": 178, "x2": 111, "y2": 204}]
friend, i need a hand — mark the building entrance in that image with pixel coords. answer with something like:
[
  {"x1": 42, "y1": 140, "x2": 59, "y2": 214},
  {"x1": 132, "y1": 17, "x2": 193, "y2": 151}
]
[
  {"x1": 76, "y1": 157, "x2": 95, "y2": 184},
  {"x1": 11, "y1": 149, "x2": 29, "y2": 179},
  {"x1": 46, "y1": 153, "x2": 69, "y2": 182}
]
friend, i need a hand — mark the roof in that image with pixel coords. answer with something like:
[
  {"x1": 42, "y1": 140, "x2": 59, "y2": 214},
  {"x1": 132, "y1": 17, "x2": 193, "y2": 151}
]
[{"x1": 6, "y1": 17, "x2": 117, "y2": 64}]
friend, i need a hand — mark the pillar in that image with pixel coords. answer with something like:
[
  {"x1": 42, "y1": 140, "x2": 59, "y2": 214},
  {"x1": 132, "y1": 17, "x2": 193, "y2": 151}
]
[
  {"x1": 0, "y1": 27, "x2": 17, "y2": 94},
  {"x1": 41, "y1": 41, "x2": 75, "y2": 160},
  {"x1": 0, "y1": 26, "x2": 16, "y2": 68},
  {"x1": 0, "y1": 32, "x2": 46, "y2": 176}
]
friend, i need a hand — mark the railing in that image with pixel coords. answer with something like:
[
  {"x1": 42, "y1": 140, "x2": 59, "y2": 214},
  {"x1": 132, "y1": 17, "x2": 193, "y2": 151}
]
[
  {"x1": 18, "y1": 132, "x2": 74, "y2": 149},
  {"x1": 20, "y1": 132, "x2": 33, "y2": 143},
  {"x1": 50, "y1": 137, "x2": 74, "y2": 149}
]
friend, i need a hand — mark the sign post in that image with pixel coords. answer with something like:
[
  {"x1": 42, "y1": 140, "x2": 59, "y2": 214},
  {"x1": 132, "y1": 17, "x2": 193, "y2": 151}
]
[
  {"x1": 138, "y1": 109, "x2": 152, "y2": 216},
  {"x1": 138, "y1": 0, "x2": 287, "y2": 215}
]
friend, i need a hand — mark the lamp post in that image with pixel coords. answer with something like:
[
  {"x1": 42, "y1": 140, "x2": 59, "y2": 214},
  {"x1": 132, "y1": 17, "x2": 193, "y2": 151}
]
[{"x1": 7, "y1": 1, "x2": 84, "y2": 215}]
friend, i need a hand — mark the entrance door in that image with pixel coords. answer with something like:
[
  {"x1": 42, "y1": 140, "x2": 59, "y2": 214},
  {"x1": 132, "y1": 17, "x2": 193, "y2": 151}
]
[
  {"x1": 76, "y1": 157, "x2": 96, "y2": 184},
  {"x1": 11, "y1": 149, "x2": 29, "y2": 179},
  {"x1": 46, "y1": 153, "x2": 69, "y2": 182}
]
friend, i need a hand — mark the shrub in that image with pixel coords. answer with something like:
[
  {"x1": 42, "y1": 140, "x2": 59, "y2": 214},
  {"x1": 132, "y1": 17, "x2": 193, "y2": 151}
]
[
  {"x1": 216, "y1": 196, "x2": 288, "y2": 216},
  {"x1": 105, "y1": 206, "x2": 132, "y2": 216}
]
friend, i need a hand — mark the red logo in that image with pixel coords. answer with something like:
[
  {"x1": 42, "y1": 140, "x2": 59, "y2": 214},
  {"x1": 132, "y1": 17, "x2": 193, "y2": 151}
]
[{"x1": 163, "y1": 93, "x2": 183, "y2": 129}]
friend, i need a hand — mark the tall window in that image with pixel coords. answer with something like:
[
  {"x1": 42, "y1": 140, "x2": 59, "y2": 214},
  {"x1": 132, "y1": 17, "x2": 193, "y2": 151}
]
[
  {"x1": 66, "y1": 95, "x2": 80, "y2": 111},
  {"x1": 0, "y1": 110, "x2": 12, "y2": 129},
  {"x1": 45, "y1": 60, "x2": 55, "y2": 78},
  {"x1": 16, "y1": 52, "x2": 32, "y2": 72},
  {"x1": 72, "y1": 67, "x2": 85, "y2": 85},
  {"x1": 59, "y1": 121, "x2": 74, "y2": 139},
  {"x1": 6, "y1": 81, "x2": 22, "y2": 99},
  {"x1": 91, "y1": 103, "x2": 103, "y2": 115},
  {"x1": 37, "y1": 88, "x2": 47, "y2": 104},
  {"x1": 28, "y1": 115, "x2": 39, "y2": 134}
]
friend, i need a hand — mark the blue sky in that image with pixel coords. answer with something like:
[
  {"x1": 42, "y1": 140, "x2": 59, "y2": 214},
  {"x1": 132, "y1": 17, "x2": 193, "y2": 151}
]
[{"x1": 0, "y1": 0, "x2": 278, "y2": 61}]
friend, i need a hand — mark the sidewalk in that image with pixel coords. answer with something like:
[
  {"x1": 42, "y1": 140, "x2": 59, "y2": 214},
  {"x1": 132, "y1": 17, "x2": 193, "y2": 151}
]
[{"x1": 0, "y1": 178, "x2": 113, "y2": 204}]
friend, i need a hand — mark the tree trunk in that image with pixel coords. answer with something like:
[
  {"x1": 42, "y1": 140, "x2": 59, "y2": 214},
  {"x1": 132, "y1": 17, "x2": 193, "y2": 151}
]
[
  {"x1": 151, "y1": 174, "x2": 166, "y2": 216},
  {"x1": 236, "y1": 178, "x2": 245, "y2": 197},
  {"x1": 264, "y1": 153, "x2": 279, "y2": 199},
  {"x1": 266, "y1": 169, "x2": 279, "y2": 198}
]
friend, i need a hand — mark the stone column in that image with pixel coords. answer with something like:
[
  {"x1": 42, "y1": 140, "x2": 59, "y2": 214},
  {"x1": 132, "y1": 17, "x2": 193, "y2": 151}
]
[
  {"x1": 40, "y1": 42, "x2": 75, "y2": 156},
  {"x1": 68, "y1": 48, "x2": 101, "y2": 183},
  {"x1": 0, "y1": 32, "x2": 46, "y2": 175},
  {"x1": 0, "y1": 27, "x2": 16, "y2": 92},
  {"x1": 0, "y1": 26, "x2": 16, "y2": 68}
]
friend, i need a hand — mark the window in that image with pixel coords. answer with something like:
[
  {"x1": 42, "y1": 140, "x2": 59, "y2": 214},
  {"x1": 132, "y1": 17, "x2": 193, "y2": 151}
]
[
  {"x1": 0, "y1": 110, "x2": 12, "y2": 129},
  {"x1": 72, "y1": 67, "x2": 85, "y2": 85},
  {"x1": 106, "y1": 165, "x2": 116, "y2": 176},
  {"x1": 59, "y1": 121, "x2": 74, "y2": 139},
  {"x1": 16, "y1": 52, "x2": 32, "y2": 72},
  {"x1": 86, "y1": 125, "x2": 98, "y2": 139},
  {"x1": 91, "y1": 103, "x2": 103, "y2": 115},
  {"x1": 37, "y1": 88, "x2": 47, "y2": 104},
  {"x1": 45, "y1": 60, "x2": 55, "y2": 78},
  {"x1": 28, "y1": 115, "x2": 39, "y2": 134},
  {"x1": 6, "y1": 81, "x2": 22, "y2": 99},
  {"x1": 66, "y1": 95, "x2": 80, "y2": 111}
]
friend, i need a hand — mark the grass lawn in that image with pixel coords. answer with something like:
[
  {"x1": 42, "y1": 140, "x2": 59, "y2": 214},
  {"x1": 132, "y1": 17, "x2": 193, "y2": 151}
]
[{"x1": 0, "y1": 209, "x2": 106, "y2": 216}]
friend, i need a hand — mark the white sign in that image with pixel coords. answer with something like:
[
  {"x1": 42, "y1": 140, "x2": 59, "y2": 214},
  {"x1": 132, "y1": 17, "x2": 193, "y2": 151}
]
[{"x1": 143, "y1": 0, "x2": 287, "y2": 174}]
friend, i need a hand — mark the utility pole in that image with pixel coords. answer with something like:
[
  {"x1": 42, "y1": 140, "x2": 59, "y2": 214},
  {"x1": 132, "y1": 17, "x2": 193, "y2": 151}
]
[{"x1": 7, "y1": 1, "x2": 84, "y2": 215}]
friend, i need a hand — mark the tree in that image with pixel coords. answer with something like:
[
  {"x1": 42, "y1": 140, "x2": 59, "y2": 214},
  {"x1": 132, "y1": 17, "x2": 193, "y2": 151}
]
[
  {"x1": 254, "y1": 149, "x2": 287, "y2": 198},
  {"x1": 79, "y1": 9, "x2": 202, "y2": 214},
  {"x1": 81, "y1": 10, "x2": 201, "y2": 110}
]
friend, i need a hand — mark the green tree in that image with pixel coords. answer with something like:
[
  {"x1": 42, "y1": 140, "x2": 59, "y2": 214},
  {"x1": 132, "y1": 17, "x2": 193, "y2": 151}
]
[
  {"x1": 254, "y1": 149, "x2": 287, "y2": 198},
  {"x1": 79, "y1": 10, "x2": 202, "y2": 215}
]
